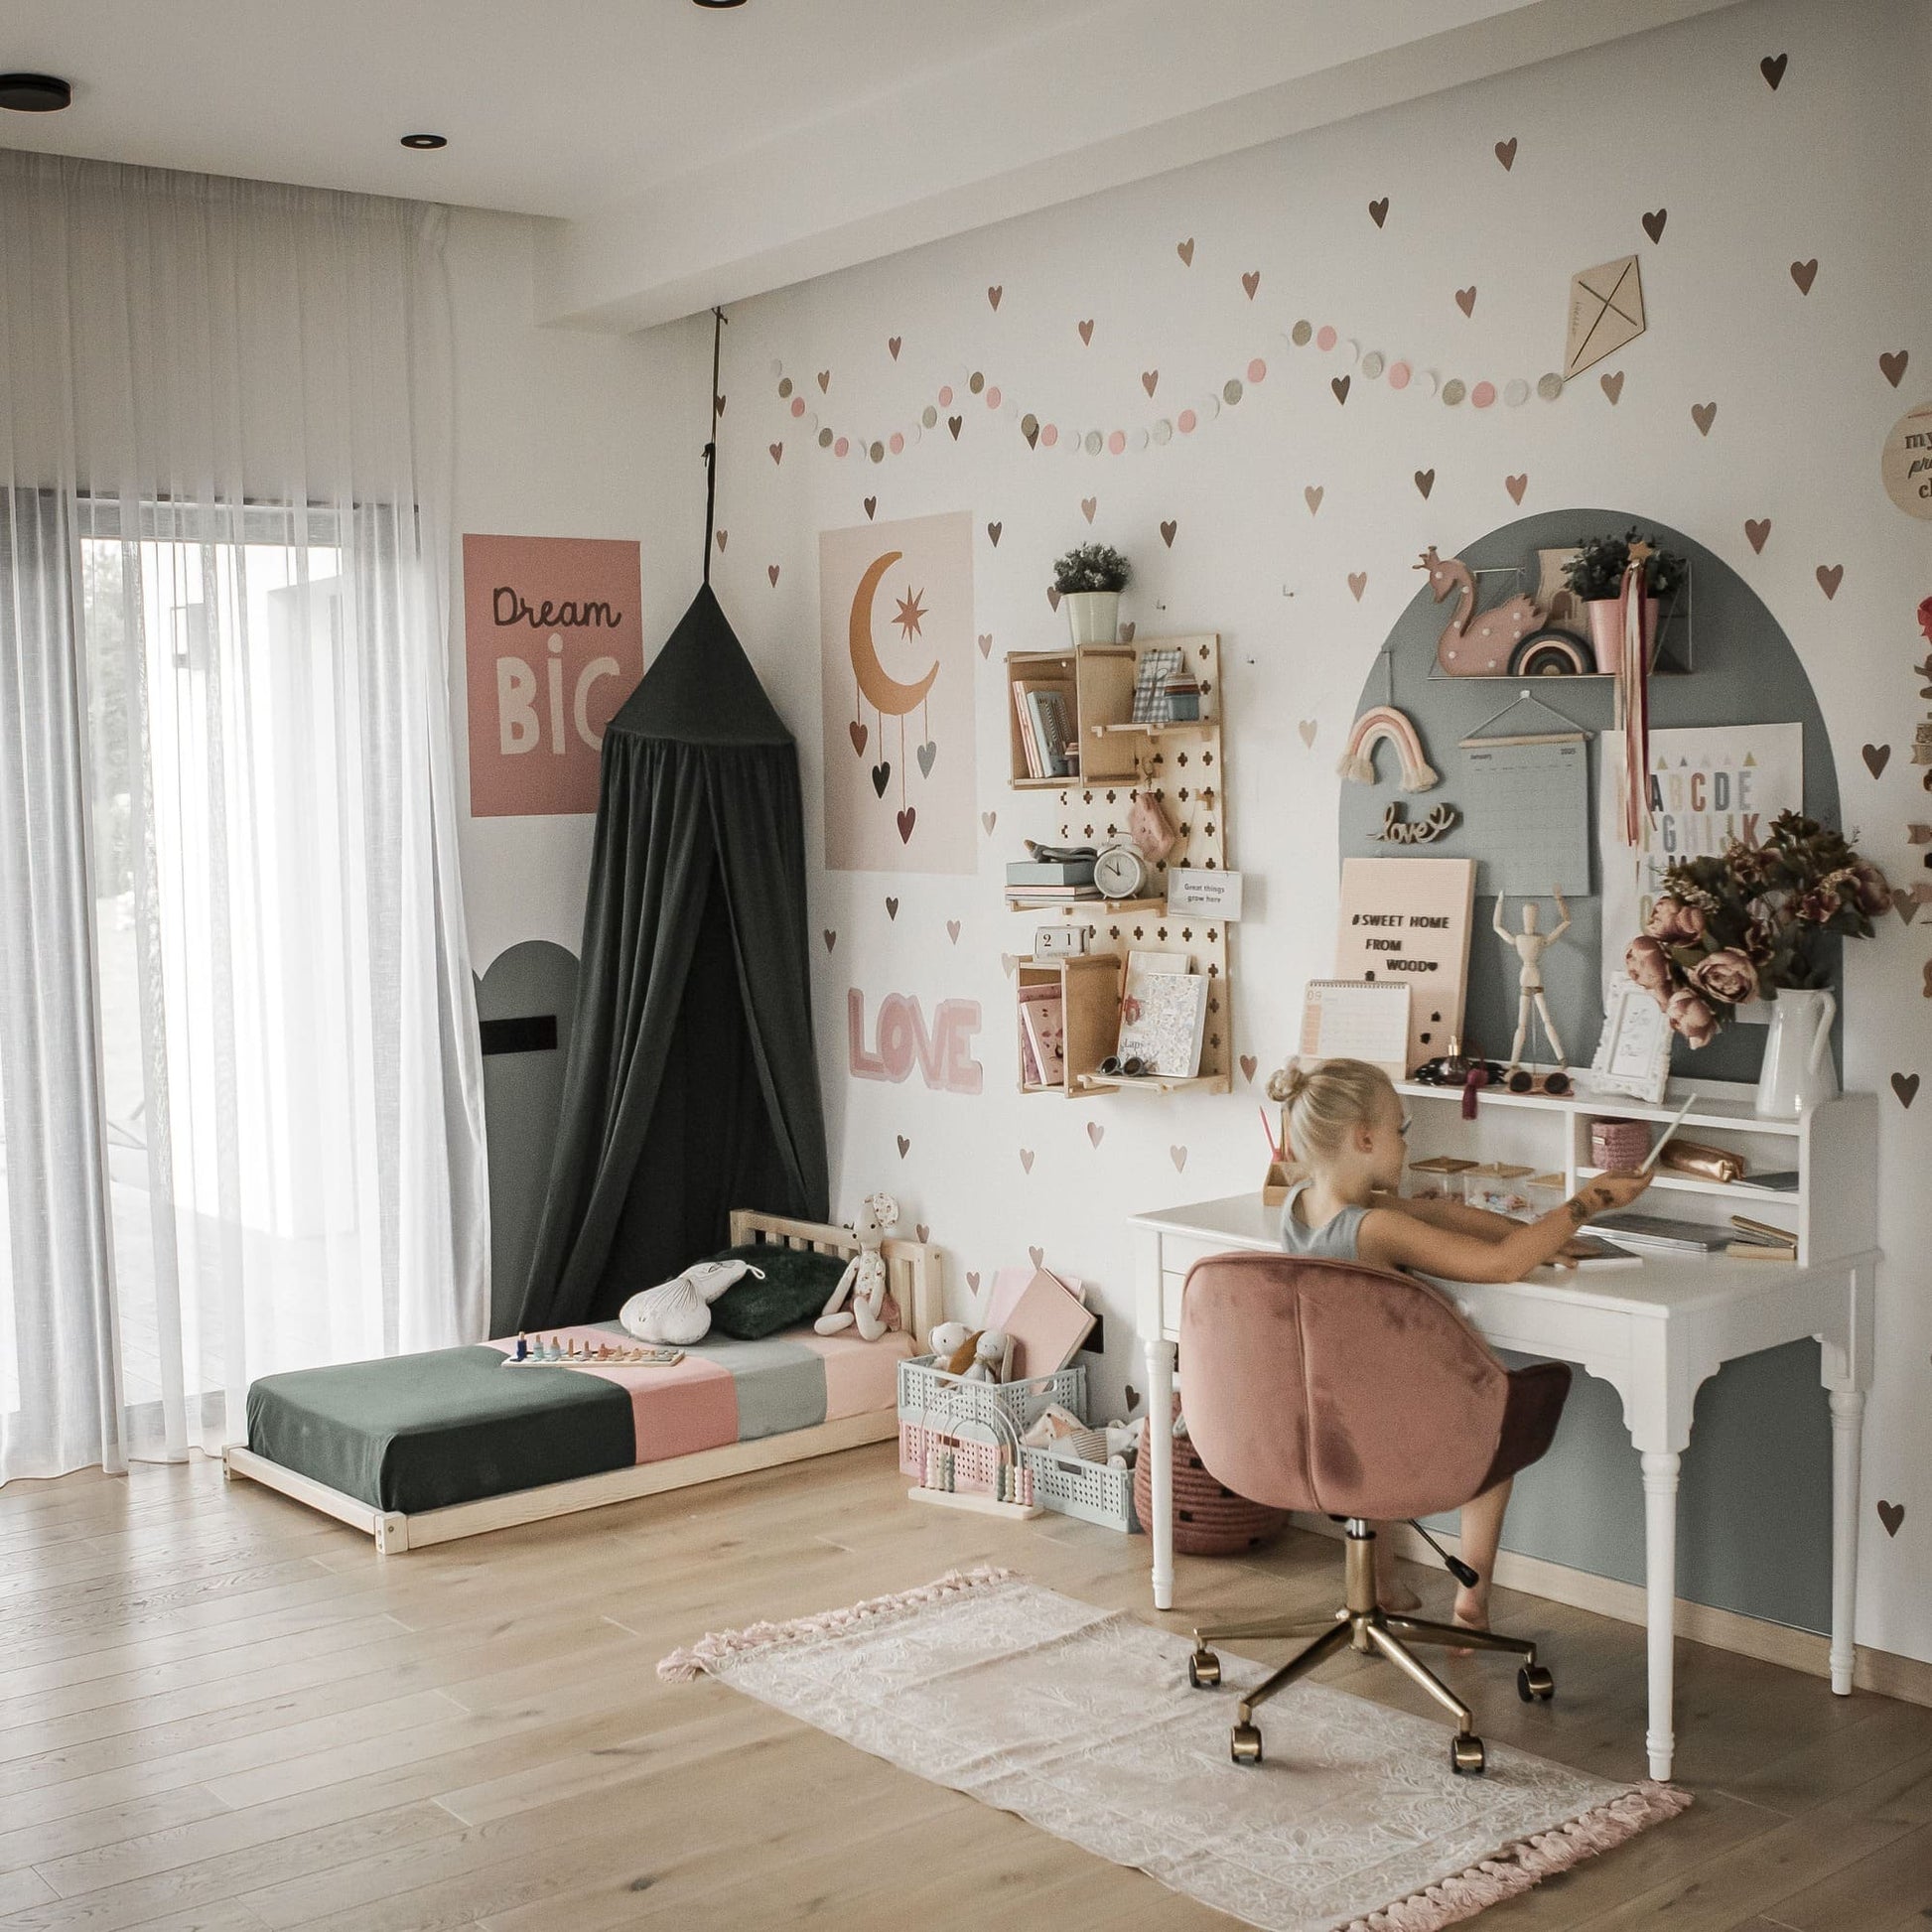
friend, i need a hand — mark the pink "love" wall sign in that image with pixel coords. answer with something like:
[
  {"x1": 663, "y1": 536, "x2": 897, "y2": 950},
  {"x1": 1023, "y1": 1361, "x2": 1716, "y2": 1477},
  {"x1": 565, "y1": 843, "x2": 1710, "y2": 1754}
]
[{"x1": 847, "y1": 991, "x2": 983, "y2": 1093}]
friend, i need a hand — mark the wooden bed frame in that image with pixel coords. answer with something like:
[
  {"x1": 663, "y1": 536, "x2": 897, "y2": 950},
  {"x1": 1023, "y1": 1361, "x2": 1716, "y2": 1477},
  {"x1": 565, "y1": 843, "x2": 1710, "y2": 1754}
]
[{"x1": 220, "y1": 1209, "x2": 943, "y2": 1555}]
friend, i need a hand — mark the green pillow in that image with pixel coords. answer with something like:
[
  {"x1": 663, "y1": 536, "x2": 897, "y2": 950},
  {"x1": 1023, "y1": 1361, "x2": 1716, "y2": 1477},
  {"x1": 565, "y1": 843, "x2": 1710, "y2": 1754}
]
[{"x1": 707, "y1": 1243, "x2": 849, "y2": 1340}]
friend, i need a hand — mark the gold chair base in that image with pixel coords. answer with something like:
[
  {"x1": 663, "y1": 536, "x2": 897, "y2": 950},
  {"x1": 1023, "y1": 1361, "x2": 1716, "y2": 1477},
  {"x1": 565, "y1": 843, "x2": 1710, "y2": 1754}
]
[{"x1": 1185, "y1": 1522, "x2": 1551, "y2": 1774}]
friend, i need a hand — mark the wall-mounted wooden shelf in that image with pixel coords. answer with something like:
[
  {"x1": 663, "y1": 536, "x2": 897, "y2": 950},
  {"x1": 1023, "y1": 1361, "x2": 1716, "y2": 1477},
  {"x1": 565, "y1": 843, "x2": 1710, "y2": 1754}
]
[{"x1": 1006, "y1": 634, "x2": 1232, "y2": 1099}]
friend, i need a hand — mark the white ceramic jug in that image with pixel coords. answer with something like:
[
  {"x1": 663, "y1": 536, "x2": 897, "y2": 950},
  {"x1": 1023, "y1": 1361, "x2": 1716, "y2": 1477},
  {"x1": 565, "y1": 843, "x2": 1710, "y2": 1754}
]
[{"x1": 1754, "y1": 987, "x2": 1838, "y2": 1118}]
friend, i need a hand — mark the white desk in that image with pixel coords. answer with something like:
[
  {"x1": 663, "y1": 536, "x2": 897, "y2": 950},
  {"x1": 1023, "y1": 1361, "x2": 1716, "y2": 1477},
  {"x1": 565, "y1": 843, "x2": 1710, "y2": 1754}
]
[{"x1": 1131, "y1": 1186, "x2": 1876, "y2": 1782}]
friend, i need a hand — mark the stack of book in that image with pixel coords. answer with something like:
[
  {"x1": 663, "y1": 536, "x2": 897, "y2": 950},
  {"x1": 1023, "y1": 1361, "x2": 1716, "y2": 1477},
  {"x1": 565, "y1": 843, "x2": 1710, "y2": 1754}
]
[
  {"x1": 1726, "y1": 1214, "x2": 1798, "y2": 1261},
  {"x1": 1007, "y1": 855, "x2": 1097, "y2": 900},
  {"x1": 1587, "y1": 1212, "x2": 1733, "y2": 1256},
  {"x1": 1011, "y1": 678, "x2": 1075, "y2": 779}
]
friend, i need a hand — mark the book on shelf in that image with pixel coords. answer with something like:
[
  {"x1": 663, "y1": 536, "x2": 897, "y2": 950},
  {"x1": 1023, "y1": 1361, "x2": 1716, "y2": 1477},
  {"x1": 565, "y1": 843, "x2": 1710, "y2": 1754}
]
[
  {"x1": 1011, "y1": 679, "x2": 1043, "y2": 778},
  {"x1": 1008, "y1": 885, "x2": 1100, "y2": 900},
  {"x1": 1026, "y1": 687, "x2": 1074, "y2": 778},
  {"x1": 1115, "y1": 949, "x2": 1206, "y2": 1078},
  {"x1": 1017, "y1": 984, "x2": 1066, "y2": 1088},
  {"x1": 1007, "y1": 859, "x2": 1096, "y2": 888}
]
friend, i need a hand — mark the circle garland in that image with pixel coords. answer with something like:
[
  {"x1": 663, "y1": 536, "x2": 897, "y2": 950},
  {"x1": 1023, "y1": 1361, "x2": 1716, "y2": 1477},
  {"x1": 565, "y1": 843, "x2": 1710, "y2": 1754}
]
[{"x1": 771, "y1": 322, "x2": 1568, "y2": 462}]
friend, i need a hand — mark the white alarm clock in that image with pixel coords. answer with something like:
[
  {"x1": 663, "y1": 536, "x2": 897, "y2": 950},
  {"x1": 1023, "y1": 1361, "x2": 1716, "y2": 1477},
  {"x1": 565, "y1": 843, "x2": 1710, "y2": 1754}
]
[{"x1": 1092, "y1": 841, "x2": 1149, "y2": 900}]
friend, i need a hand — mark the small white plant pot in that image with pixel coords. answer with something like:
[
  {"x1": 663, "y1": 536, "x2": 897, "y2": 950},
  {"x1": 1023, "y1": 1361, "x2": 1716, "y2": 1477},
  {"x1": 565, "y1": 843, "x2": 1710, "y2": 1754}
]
[{"x1": 1062, "y1": 590, "x2": 1120, "y2": 646}]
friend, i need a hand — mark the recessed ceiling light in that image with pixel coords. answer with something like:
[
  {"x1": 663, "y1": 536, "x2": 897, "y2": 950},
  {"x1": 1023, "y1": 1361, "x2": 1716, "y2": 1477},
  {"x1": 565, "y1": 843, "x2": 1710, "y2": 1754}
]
[
  {"x1": 692, "y1": 1, "x2": 749, "y2": 9},
  {"x1": 0, "y1": 72, "x2": 72, "y2": 112},
  {"x1": 399, "y1": 132, "x2": 447, "y2": 151}
]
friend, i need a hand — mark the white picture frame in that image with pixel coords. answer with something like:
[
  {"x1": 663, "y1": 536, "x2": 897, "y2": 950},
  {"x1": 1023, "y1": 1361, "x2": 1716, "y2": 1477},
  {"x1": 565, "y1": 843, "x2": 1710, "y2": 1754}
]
[{"x1": 1583, "y1": 972, "x2": 1673, "y2": 1104}]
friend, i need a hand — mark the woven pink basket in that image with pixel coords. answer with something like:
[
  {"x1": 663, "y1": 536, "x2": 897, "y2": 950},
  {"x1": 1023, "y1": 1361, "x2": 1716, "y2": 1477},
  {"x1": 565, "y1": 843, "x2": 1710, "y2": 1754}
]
[
  {"x1": 1134, "y1": 1398, "x2": 1290, "y2": 1556},
  {"x1": 1590, "y1": 1117, "x2": 1652, "y2": 1170}
]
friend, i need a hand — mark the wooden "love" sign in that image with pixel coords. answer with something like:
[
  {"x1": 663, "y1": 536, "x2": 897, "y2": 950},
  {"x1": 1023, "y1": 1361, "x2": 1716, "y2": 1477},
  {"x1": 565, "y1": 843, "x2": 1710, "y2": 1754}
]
[
  {"x1": 847, "y1": 992, "x2": 983, "y2": 1094},
  {"x1": 1375, "y1": 801, "x2": 1461, "y2": 844}
]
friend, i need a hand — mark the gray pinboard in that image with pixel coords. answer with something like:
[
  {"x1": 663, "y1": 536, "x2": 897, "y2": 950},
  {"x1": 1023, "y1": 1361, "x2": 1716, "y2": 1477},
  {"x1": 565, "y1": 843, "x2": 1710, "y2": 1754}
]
[
  {"x1": 476, "y1": 940, "x2": 580, "y2": 1336},
  {"x1": 1343, "y1": 508, "x2": 1839, "y2": 1632}
]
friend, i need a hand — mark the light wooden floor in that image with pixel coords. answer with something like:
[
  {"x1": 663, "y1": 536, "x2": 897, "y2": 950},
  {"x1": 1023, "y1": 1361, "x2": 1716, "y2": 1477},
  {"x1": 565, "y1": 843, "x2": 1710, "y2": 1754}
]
[{"x1": 3, "y1": 1449, "x2": 1930, "y2": 1932}]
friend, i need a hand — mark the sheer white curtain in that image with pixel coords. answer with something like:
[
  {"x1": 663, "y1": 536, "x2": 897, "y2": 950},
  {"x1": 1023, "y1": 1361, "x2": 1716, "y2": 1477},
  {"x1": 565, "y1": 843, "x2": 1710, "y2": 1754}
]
[{"x1": 0, "y1": 150, "x2": 488, "y2": 1479}]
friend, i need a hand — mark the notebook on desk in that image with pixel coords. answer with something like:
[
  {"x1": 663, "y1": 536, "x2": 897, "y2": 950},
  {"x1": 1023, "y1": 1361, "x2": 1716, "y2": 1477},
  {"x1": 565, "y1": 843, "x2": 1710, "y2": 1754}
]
[{"x1": 1587, "y1": 1211, "x2": 1733, "y2": 1255}]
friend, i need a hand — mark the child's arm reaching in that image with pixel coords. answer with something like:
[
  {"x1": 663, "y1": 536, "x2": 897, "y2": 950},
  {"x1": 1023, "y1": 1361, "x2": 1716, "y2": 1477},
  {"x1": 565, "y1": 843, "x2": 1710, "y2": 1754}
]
[
  {"x1": 1359, "y1": 1171, "x2": 1653, "y2": 1283},
  {"x1": 1373, "y1": 1191, "x2": 1525, "y2": 1239}
]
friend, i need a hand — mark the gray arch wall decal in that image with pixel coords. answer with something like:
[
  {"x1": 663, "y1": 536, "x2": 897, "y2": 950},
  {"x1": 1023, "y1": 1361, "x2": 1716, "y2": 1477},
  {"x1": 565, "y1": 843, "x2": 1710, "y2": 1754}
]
[
  {"x1": 1341, "y1": 506, "x2": 1842, "y2": 1087},
  {"x1": 476, "y1": 939, "x2": 581, "y2": 1336},
  {"x1": 1343, "y1": 506, "x2": 1839, "y2": 1632}
]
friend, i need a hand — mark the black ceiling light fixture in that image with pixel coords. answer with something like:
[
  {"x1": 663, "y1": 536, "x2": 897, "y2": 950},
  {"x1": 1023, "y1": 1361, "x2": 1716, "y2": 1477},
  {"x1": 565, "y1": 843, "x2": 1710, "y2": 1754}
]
[
  {"x1": 399, "y1": 132, "x2": 447, "y2": 151},
  {"x1": 0, "y1": 72, "x2": 72, "y2": 112}
]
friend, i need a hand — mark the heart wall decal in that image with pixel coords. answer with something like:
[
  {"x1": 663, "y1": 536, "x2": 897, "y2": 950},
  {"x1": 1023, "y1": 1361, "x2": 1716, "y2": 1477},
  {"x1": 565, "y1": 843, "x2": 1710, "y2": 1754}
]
[
  {"x1": 1160, "y1": 520, "x2": 1177, "y2": 547},
  {"x1": 1298, "y1": 719, "x2": 1317, "y2": 747},
  {"x1": 978, "y1": 633, "x2": 993, "y2": 658},
  {"x1": 1692, "y1": 401, "x2": 1718, "y2": 437},
  {"x1": 1305, "y1": 485, "x2": 1323, "y2": 514},
  {"x1": 888, "y1": 336, "x2": 901, "y2": 359},
  {"x1": 885, "y1": 896, "x2": 899, "y2": 919},
  {"x1": 1790, "y1": 258, "x2": 1818, "y2": 294},
  {"x1": 1744, "y1": 517, "x2": 1772, "y2": 553},
  {"x1": 1142, "y1": 371, "x2": 1159, "y2": 398},
  {"x1": 1175, "y1": 237, "x2": 1194, "y2": 266},
  {"x1": 1077, "y1": 318, "x2": 1094, "y2": 345},
  {"x1": 1505, "y1": 474, "x2": 1528, "y2": 504},
  {"x1": 1331, "y1": 375, "x2": 1351, "y2": 405},
  {"x1": 1880, "y1": 349, "x2": 1910, "y2": 388},
  {"x1": 897, "y1": 1135, "x2": 910, "y2": 1159},
  {"x1": 822, "y1": 928, "x2": 837, "y2": 952},
  {"x1": 1240, "y1": 1053, "x2": 1259, "y2": 1082},
  {"x1": 1892, "y1": 1071, "x2": 1919, "y2": 1109},
  {"x1": 1019, "y1": 1149, "x2": 1035, "y2": 1173},
  {"x1": 1081, "y1": 496, "x2": 1097, "y2": 523},
  {"x1": 987, "y1": 285, "x2": 1003, "y2": 310},
  {"x1": 1241, "y1": 270, "x2": 1261, "y2": 300},
  {"x1": 1761, "y1": 51, "x2": 1787, "y2": 88},
  {"x1": 1642, "y1": 208, "x2": 1668, "y2": 243},
  {"x1": 1601, "y1": 370, "x2": 1625, "y2": 403},
  {"x1": 1086, "y1": 1121, "x2": 1104, "y2": 1148},
  {"x1": 1170, "y1": 1146, "x2": 1188, "y2": 1173},
  {"x1": 1348, "y1": 572, "x2": 1367, "y2": 601},
  {"x1": 864, "y1": 496, "x2": 877, "y2": 520},
  {"x1": 1863, "y1": 744, "x2": 1891, "y2": 778},
  {"x1": 767, "y1": 564, "x2": 780, "y2": 586},
  {"x1": 1817, "y1": 564, "x2": 1844, "y2": 600},
  {"x1": 1029, "y1": 1245, "x2": 1043, "y2": 1267},
  {"x1": 981, "y1": 810, "x2": 998, "y2": 834},
  {"x1": 1454, "y1": 285, "x2": 1477, "y2": 317},
  {"x1": 1414, "y1": 470, "x2": 1436, "y2": 499},
  {"x1": 768, "y1": 443, "x2": 783, "y2": 465},
  {"x1": 1368, "y1": 197, "x2": 1389, "y2": 228},
  {"x1": 1877, "y1": 1499, "x2": 1905, "y2": 1537},
  {"x1": 986, "y1": 521, "x2": 1002, "y2": 546},
  {"x1": 946, "y1": 919, "x2": 961, "y2": 943},
  {"x1": 1495, "y1": 136, "x2": 1518, "y2": 170}
]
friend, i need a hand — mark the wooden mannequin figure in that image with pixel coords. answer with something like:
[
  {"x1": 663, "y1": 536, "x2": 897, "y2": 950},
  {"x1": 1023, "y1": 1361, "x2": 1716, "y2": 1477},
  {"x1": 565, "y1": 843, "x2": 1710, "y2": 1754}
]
[{"x1": 1494, "y1": 889, "x2": 1572, "y2": 1076}]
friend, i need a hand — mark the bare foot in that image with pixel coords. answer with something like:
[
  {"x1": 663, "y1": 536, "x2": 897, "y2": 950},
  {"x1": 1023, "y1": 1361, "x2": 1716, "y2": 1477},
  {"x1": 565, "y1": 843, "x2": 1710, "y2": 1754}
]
[{"x1": 1447, "y1": 1588, "x2": 1490, "y2": 1655}]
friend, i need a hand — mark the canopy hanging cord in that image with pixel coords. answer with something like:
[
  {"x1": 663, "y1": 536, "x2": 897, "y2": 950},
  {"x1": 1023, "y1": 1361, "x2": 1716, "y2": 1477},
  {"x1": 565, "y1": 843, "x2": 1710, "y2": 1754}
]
[{"x1": 702, "y1": 306, "x2": 727, "y2": 585}]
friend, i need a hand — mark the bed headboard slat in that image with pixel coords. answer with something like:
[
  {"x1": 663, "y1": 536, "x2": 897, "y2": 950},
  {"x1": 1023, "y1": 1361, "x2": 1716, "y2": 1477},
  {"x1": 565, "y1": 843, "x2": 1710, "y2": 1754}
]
[{"x1": 729, "y1": 1207, "x2": 943, "y2": 1347}]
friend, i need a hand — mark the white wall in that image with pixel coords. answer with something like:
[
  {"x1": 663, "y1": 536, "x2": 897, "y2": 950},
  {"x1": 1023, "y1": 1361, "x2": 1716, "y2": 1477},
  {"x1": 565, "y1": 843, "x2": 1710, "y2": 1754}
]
[
  {"x1": 444, "y1": 207, "x2": 709, "y2": 971},
  {"x1": 458, "y1": 0, "x2": 1932, "y2": 1663}
]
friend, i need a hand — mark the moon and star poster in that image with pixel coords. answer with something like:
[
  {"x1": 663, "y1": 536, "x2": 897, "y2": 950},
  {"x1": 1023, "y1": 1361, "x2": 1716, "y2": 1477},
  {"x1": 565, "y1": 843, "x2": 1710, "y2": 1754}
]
[{"x1": 818, "y1": 510, "x2": 976, "y2": 874}]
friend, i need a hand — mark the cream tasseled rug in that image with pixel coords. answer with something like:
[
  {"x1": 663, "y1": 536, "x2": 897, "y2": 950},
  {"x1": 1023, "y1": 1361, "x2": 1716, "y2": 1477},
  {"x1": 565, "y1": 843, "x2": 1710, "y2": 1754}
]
[{"x1": 660, "y1": 1569, "x2": 1689, "y2": 1932}]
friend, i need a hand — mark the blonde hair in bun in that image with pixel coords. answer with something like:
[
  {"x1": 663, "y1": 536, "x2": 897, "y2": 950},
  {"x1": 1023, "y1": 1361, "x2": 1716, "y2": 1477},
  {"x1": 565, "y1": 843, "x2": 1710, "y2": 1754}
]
[{"x1": 1274, "y1": 1056, "x2": 1399, "y2": 1176}]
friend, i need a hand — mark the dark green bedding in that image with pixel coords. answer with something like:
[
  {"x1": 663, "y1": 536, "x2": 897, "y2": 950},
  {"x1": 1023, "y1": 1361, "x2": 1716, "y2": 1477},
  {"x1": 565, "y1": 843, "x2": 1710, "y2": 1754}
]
[{"x1": 246, "y1": 1343, "x2": 634, "y2": 1514}]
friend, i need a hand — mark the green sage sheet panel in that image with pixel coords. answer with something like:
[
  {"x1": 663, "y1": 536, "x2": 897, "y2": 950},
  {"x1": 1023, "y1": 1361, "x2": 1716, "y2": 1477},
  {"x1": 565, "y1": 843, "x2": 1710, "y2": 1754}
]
[{"x1": 246, "y1": 1343, "x2": 635, "y2": 1515}]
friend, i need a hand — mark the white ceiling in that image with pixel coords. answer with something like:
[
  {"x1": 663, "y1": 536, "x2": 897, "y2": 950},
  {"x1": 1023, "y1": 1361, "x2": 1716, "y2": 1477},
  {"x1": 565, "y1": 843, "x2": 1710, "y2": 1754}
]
[{"x1": 1, "y1": 0, "x2": 1737, "y2": 330}]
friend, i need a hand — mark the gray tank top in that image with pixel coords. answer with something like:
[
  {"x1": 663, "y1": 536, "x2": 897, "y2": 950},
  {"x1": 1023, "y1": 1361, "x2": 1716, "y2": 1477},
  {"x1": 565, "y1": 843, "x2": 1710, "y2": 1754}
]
[{"x1": 1280, "y1": 1180, "x2": 1369, "y2": 1263}]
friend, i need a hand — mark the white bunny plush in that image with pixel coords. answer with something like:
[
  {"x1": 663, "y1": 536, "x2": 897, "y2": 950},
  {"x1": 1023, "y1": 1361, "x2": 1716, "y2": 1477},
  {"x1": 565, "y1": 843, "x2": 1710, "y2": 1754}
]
[
  {"x1": 814, "y1": 1191, "x2": 898, "y2": 1342},
  {"x1": 620, "y1": 1257, "x2": 762, "y2": 1346}
]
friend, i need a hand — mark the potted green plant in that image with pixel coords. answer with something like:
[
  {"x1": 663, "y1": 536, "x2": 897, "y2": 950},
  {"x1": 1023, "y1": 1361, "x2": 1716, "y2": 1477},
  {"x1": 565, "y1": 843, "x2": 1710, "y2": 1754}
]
[
  {"x1": 1562, "y1": 528, "x2": 1687, "y2": 672},
  {"x1": 1052, "y1": 542, "x2": 1130, "y2": 646}
]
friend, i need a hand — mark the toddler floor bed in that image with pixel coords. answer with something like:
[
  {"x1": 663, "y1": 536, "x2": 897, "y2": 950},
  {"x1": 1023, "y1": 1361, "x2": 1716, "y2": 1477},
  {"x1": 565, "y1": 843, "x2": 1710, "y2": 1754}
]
[{"x1": 221, "y1": 1210, "x2": 941, "y2": 1554}]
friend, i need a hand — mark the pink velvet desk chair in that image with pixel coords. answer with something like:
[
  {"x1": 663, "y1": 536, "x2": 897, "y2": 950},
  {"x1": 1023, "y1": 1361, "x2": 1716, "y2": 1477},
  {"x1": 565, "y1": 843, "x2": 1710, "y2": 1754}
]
[{"x1": 1178, "y1": 1252, "x2": 1572, "y2": 1775}]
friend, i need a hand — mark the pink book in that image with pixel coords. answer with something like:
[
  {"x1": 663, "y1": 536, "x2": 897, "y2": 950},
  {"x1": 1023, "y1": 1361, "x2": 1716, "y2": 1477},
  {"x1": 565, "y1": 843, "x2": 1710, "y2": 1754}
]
[
  {"x1": 1018, "y1": 986, "x2": 1065, "y2": 1088},
  {"x1": 1001, "y1": 1267, "x2": 1097, "y2": 1379}
]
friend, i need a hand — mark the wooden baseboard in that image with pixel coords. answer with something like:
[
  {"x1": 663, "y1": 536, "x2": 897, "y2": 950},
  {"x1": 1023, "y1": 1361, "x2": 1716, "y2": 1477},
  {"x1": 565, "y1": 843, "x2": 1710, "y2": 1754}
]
[{"x1": 1290, "y1": 1512, "x2": 1932, "y2": 1710}]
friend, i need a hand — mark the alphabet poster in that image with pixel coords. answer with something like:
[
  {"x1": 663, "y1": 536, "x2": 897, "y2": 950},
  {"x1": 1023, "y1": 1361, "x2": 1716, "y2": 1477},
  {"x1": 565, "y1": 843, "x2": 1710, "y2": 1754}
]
[
  {"x1": 1596, "y1": 723, "x2": 1803, "y2": 989},
  {"x1": 819, "y1": 511, "x2": 976, "y2": 873},
  {"x1": 464, "y1": 534, "x2": 642, "y2": 817}
]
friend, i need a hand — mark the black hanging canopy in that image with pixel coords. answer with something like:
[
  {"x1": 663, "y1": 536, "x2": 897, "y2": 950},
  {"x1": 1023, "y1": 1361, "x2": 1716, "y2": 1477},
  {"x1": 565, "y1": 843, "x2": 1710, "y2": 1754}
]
[{"x1": 514, "y1": 315, "x2": 829, "y2": 1330}]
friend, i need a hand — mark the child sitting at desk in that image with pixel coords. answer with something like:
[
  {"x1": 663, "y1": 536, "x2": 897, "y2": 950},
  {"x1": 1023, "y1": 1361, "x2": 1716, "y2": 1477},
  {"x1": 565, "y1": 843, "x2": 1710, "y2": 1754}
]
[{"x1": 1276, "y1": 1056, "x2": 1651, "y2": 1634}]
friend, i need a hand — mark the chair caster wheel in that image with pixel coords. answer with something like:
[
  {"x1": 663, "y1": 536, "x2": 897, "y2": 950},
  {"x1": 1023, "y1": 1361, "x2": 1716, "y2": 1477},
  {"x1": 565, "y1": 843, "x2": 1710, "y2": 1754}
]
[
  {"x1": 1230, "y1": 1723, "x2": 1264, "y2": 1765},
  {"x1": 1188, "y1": 1649, "x2": 1221, "y2": 1689},
  {"x1": 1517, "y1": 1664, "x2": 1555, "y2": 1703},
  {"x1": 1450, "y1": 1733, "x2": 1487, "y2": 1775}
]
